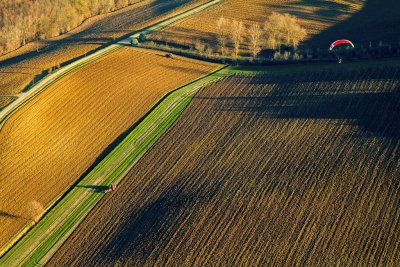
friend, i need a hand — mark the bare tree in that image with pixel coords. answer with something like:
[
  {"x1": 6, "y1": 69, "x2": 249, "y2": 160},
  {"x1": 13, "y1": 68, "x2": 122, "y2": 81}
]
[
  {"x1": 291, "y1": 23, "x2": 307, "y2": 49},
  {"x1": 194, "y1": 40, "x2": 206, "y2": 54},
  {"x1": 231, "y1": 20, "x2": 244, "y2": 57},
  {"x1": 216, "y1": 17, "x2": 229, "y2": 55},
  {"x1": 281, "y1": 13, "x2": 300, "y2": 47},
  {"x1": 249, "y1": 23, "x2": 263, "y2": 58},
  {"x1": 265, "y1": 12, "x2": 306, "y2": 50},
  {"x1": 264, "y1": 12, "x2": 283, "y2": 50},
  {"x1": 158, "y1": 32, "x2": 168, "y2": 47},
  {"x1": 0, "y1": 0, "x2": 139, "y2": 55}
]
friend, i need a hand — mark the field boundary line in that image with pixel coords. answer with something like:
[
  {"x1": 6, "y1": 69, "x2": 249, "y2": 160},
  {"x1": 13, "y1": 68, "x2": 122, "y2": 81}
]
[
  {"x1": 0, "y1": 64, "x2": 227, "y2": 266},
  {"x1": 118, "y1": 0, "x2": 222, "y2": 45},
  {"x1": 0, "y1": 0, "x2": 222, "y2": 131},
  {"x1": 0, "y1": 0, "x2": 223, "y2": 258},
  {"x1": 0, "y1": 44, "x2": 121, "y2": 129}
]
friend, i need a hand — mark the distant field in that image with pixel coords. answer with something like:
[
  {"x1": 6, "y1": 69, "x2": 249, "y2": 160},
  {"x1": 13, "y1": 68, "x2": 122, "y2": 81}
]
[
  {"x1": 0, "y1": 97, "x2": 16, "y2": 111},
  {"x1": 0, "y1": 0, "x2": 208, "y2": 94},
  {"x1": 0, "y1": 47, "x2": 215, "y2": 251},
  {"x1": 150, "y1": 0, "x2": 400, "y2": 54},
  {"x1": 50, "y1": 61, "x2": 400, "y2": 266},
  {"x1": 150, "y1": 0, "x2": 362, "y2": 53}
]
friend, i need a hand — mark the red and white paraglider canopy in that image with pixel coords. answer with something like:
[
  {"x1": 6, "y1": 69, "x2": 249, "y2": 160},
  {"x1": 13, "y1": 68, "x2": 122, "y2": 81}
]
[{"x1": 329, "y1": 39, "x2": 355, "y2": 51}]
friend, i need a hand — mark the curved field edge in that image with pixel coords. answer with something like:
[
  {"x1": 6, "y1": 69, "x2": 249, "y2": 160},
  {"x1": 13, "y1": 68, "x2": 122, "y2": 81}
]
[
  {"x1": 0, "y1": 0, "x2": 222, "y2": 129},
  {"x1": 0, "y1": 0, "x2": 222, "y2": 256},
  {"x1": 0, "y1": 64, "x2": 227, "y2": 266},
  {"x1": 49, "y1": 62, "x2": 400, "y2": 266},
  {"x1": 0, "y1": 0, "x2": 215, "y2": 95},
  {"x1": 0, "y1": 44, "x2": 121, "y2": 129}
]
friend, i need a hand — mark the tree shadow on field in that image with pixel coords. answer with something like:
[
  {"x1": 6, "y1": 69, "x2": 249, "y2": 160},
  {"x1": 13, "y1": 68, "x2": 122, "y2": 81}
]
[
  {"x1": 261, "y1": 0, "x2": 353, "y2": 22},
  {"x1": 304, "y1": 0, "x2": 400, "y2": 47},
  {"x1": 0, "y1": 0, "x2": 195, "y2": 68},
  {"x1": 260, "y1": 0, "x2": 400, "y2": 47},
  {"x1": 76, "y1": 185, "x2": 109, "y2": 193},
  {"x1": 0, "y1": 210, "x2": 21, "y2": 219},
  {"x1": 97, "y1": 180, "x2": 221, "y2": 264},
  {"x1": 151, "y1": 26, "x2": 216, "y2": 45},
  {"x1": 197, "y1": 68, "x2": 400, "y2": 139}
]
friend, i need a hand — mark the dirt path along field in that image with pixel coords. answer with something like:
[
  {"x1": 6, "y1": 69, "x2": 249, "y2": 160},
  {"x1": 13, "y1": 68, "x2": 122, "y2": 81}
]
[
  {"x1": 50, "y1": 62, "x2": 400, "y2": 266},
  {"x1": 0, "y1": 0, "x2": 210, "y2": 95},
  {"x1": 0, "y1": 65, "x2": 224, "y2": 266},
  {"x1": 0, "y1": 47, "x2": 216, "y2": 252}
]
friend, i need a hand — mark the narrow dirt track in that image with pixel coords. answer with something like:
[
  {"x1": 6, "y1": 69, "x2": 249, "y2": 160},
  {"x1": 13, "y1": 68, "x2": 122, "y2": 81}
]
[
  {"x1": 0, "y1": 47, "x2": 215, "y2": 251},
  {"x1": 0, "y1": 0, "x2": 208, "y2": 94}
]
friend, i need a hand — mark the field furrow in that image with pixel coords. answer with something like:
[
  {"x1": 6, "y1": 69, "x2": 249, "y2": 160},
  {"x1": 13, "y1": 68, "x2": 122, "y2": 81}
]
[
  {"x1": 149, "y1": 0, "x2": 366, "y2": 54},
  {"x1": 0, "y1": 47, "x2": 216, "y2": 251},
  {"x1": 0, "y1": 0, "x2": 209, "y2": 94},
  {"x1": 49, "y1": 63, "x2": 400, "y2": 265}
]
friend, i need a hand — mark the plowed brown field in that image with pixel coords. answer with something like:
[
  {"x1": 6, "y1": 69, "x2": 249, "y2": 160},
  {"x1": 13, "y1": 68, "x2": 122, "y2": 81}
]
[
  {"x1": 0, "y1": 0, "x2": 208, "y2": 94},
  {"x1": 50, "y1": 64, "x2": 400, "y2": 266},
  {"x1": 0, "y1": 47, "x2": 215, "y2": 250}
]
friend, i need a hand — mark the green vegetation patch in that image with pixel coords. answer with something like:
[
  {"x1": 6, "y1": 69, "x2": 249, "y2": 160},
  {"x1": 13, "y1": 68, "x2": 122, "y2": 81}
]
[{"x1": 0, "y1": 65, "x2": 226, "y2": 266}]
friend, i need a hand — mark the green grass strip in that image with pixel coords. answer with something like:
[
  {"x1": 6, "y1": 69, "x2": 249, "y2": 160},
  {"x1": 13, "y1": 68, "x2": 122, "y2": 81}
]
[
  {"x1": 0, "y1": 65, "x2": 226, "y2": 267},
  {"x1": 0, "y1": 0, "x2": 224, "y2": 129}
]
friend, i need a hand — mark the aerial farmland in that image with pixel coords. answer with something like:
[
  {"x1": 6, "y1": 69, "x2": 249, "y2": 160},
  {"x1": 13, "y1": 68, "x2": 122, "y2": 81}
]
[
  {"x1": 1, "y1": 0, "x2": 400, "y2": 266},
  {"x1": 50, "y1": 61, "x2": 400, "y2": 266},
  {"x1": 0, "y1": 46, "x2": 216, "y2": 251}
]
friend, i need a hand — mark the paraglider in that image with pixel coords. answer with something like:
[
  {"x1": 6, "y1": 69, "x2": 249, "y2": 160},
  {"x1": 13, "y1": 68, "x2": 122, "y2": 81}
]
[
  {"x1": 329, "y1": 39, "x2": 354, "y2": 51},
  {"x1": 329, "y1": 39, "x2": 355, "y2": 63}
]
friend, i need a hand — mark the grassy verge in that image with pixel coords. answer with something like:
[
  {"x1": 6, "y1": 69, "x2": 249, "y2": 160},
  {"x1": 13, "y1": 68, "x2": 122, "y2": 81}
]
[
  {"x1": 0, "y1": 0, "x2": 223, "y2": 259},
  {"x1": 0, "y1": 65, "x2": 226, "y2": 266},
  {"x1": 0, "y1": 0, "x2": 222, "y2": 129}
]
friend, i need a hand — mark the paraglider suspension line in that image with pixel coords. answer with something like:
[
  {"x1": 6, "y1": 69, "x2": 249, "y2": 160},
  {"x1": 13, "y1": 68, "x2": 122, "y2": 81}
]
[{"x1": 333, "y1": 50, "x2": 342, "y2": 64}]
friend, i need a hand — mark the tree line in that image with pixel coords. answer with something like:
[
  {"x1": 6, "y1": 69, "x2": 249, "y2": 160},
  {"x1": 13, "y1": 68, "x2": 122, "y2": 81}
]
[
  {"x1": 0, "y1": 0, "x2": 141, "y2": 55},
  {"x1": 215, "y1": 12, "x2": 307, "y2": 58}
]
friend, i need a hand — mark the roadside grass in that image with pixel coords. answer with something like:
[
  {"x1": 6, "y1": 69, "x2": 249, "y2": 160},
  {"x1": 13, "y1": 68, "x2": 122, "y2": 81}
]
[
  {"x1": 0, "y1": 64, "x2": 226, "y2": 266},
  {"x1": 1, "y1": 52, "x2": 396, "y2": 265},
  {"x1": 0, "y1": 0, "x2": 222, "y2": 257}
]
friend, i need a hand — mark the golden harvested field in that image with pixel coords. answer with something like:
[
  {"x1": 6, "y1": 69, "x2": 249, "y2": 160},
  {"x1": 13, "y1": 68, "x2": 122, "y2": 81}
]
[
  {"x1": 0, "y1": 96, "x2": 16, "y2": 111},
  {"x1": 0, "y1": 0, "x2": 208, "y2": 94},
  {"x1": 50, "y1": 63, "x2": 400, "y2": 266},
  {"x1": 151, "y1": 0, "x2": 400, "y2": 53},
  {"x1": 151, "y1": 0, "x2": 362, "y2": 51},
  {"x1": 0, "y1": 47, "x2": 215, "y2": 250}
]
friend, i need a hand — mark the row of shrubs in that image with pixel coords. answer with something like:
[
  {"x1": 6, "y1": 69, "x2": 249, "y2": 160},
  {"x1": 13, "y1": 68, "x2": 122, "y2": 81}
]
[{"x1": 133, "y1": 34, "x2": 400, "y2": 65}]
